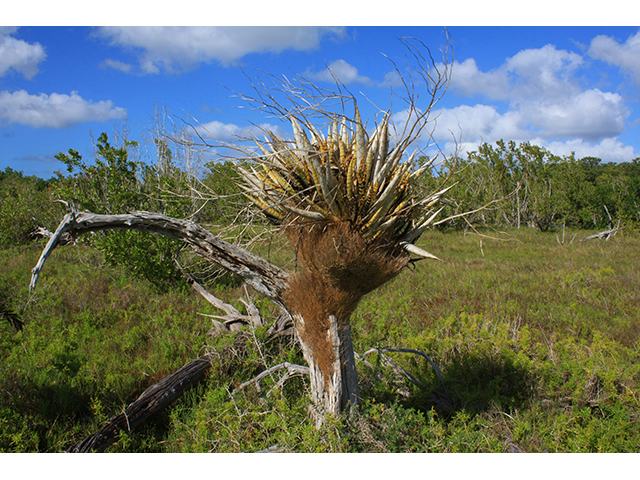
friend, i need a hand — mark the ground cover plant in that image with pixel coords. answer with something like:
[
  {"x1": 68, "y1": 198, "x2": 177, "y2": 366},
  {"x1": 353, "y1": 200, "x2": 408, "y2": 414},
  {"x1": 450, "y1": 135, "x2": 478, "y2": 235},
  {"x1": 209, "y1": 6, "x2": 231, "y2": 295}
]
[{"x1": 1, "y1": 226, "x2": 638, "y2": 452}]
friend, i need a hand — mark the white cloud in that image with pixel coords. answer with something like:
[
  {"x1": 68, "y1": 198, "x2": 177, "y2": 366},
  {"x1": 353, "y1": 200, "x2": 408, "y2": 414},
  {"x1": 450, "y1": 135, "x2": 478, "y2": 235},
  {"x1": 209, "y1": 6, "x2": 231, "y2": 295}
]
[
  {"x1": 305, "y1": 59, "x2": 371, "y2": 85},
  {"x1": 504, "y1": 45, "x2": 583, "y2": 100},
  {"x1": 519, "y1": 89, "x2": 627, "y2": 141},
  {"x1": 429, "y1": 104, "x2": 523, "y2": 144},
  {"x1": 424, "y1": 42, "x2": 633, "y2": 161},
  {"x1": 0, "y1": 90, "x2": 127, "y2": 128},
  {"x1": 424, "y1": 93, "x2": 629, "y2": 158},
  {"x1": 448, "y1": 58, "x2": 511, "y2": 99},
  {"x1": 428, "y1": 133, "x2": 636, "y2": 165},
  {"x1": 100, "y1": 58, "x2": 133, "y2": 73},
  {"x1": 94, "y1": 26, "x2": 346, "y2": 73},
  {"x1": 196, "y1": 120, "x2": 286, "y2": 144},
  {"x1": 380, "y1": 70, "x2": 404, "y2": 88},
  {"x1": 0, "y1": 28, "x2": 46, "y2": 79},
  {"x1": 542, "y1": 137, "x2": 636, "y2": 163},
  {"x1": 448, "y1": 44, "x2": 583, "y2": 101},
  {"x1": 588, "y1": 30, "x2": 640, "y2": 84}
]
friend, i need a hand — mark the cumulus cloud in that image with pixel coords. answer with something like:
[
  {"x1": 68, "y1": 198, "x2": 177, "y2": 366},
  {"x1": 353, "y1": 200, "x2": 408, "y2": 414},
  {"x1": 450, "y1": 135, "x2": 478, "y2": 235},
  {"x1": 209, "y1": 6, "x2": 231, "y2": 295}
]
[
  {"x1": 422, "y1": 42, "x2": 634, "y2": 162},
  {"x1": 447, "y1": 58, "x2": 511, "y2": 99},
  {"x1": 588, "y1": 29, "x2": 640, "y2": 84},
  {"x1": 429, "y1": 135, "x2": 636, "y2": 165},
  {"x1": 0, "y1": 27, "x2": 46, "y2": 79},
  {"x1": 0, "y1": 90, "x2": 127, "y2": 128},
  {"x1": 305, "y1": 59, "x2": 371, "y2": 85},
  {"x1": 94, "y1": 26, "x2": 346, "y2": 73},
  {"x1": 423, "y1": 91, "x2": 629, "y2": 157},
  {"x1": 429, "y1": 104, "x2": 524, "y2": 144},
  {"x1": 542, "y1": 137, "x2": 636, "y2": 163},
  {"x1": 196, "y1": 119, "x2": 286, "y2": 144},
  {"x1": 448, "y1": 44, "x2": 583, "y2": 101},
  {"x1": 519, "y1": 89, "x2": 627, "y2": 141}
]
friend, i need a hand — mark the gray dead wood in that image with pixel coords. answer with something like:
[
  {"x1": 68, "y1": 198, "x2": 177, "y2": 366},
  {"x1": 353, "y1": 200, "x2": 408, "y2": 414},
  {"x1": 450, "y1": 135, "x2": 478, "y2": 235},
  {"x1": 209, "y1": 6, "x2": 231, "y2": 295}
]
[
  {"x1": 232, "y1": 362, "x2": 310, "y2": 396},
  {"x1": 31, "y1": 225, "x2": 76, "y2": 246},
  {"x1": 297, "y1": 314, "x2": 360, "y2": 427},
  {"x1": 174, "y1": 259, "x2": 265, "y2": 335},
  {"x1": 580, "y1": 221, "x2": 623, "y2": 242},
  {"x1": 68, "y1": 355, "x2": 214, "y2": 453},
  {"x1": 30, "y1": 210, "x2": 289, "y2": 304},
  {"x1": 30, "y1": 209, "x2": 381, "y2": 433},
  {"x1": 267, "y1": 309, "x2": 295, "y2": 338}
]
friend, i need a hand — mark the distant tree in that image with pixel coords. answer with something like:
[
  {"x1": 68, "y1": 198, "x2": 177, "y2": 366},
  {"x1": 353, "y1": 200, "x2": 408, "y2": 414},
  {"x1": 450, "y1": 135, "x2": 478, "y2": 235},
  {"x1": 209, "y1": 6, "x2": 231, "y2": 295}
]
[
  {"x1": 435, "y1": 142, "x2": 640, "y2": 231},
  {"x1": 54, "y1": 133, "x2": 193, "y2": 290},
  {"x1": 0, "y1": 167, "x2": 63, "y2": 248}
]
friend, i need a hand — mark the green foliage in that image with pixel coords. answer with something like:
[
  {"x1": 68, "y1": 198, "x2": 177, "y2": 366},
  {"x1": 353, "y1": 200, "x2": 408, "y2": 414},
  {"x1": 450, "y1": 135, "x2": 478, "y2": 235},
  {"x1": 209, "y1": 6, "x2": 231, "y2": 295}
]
[
  {"x1": 54, "y1": 134, "x2": 191, "y2": 290},
  {"x1": 51, "y1": 133, "x2": 245, "y2": 291},
  {"x1": 436, "y1": 140, "x2": 640, "y2": 231},
  {"x1": 3, "y1": 227, "x2": 639, "y2": 452},
  {"x1": 2, "y1": 130, "x2": 640, "y2": 452},
  {"x1": 0, "y1": 167, "x2": 63, "y2": 249},
  {"x1": 0, "y1": 245, "x2": 213, "y2": 452},
  {"x1": 200, "y1": 161, "x2": 244, "y2": 225}
]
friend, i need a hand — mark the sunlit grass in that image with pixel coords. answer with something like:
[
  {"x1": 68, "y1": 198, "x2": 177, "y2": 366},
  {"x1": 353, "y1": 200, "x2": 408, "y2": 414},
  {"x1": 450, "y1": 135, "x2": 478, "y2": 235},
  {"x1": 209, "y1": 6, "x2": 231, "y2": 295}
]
[{"x1": 1, "y1": 228, "x2": 639, "y2": 452}]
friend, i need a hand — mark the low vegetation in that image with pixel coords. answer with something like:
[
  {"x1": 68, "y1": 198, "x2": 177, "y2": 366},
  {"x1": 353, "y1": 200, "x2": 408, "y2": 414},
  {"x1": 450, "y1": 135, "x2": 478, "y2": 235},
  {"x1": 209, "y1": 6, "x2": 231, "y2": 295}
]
[{"x1": 1, "y1": 226, "x2": 638, "y2": 452}]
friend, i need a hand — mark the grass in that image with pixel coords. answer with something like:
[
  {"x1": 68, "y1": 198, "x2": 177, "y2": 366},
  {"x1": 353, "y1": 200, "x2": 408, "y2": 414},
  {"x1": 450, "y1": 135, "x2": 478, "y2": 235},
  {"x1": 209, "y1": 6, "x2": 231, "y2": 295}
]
[{"x1": 1, "y1": 227, "x2": 639, "y2": 452}]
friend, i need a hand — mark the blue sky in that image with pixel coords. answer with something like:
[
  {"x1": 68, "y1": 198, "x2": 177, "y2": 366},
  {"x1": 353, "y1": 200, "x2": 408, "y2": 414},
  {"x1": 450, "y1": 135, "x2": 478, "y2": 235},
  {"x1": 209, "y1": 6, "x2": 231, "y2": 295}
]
[{"x1": 2, "y1": 24, "x2": 640, "y2": 178}]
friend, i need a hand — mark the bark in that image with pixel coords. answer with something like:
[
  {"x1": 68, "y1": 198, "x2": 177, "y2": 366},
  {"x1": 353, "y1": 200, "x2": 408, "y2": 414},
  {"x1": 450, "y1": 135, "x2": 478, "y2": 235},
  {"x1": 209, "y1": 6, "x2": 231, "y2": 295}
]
[
  {"x1": 295, "y1": 314, "x2": 360, "y2": 426},
  {"x1": 69, "y1": 356, "x2": 213, "y2": 452}
]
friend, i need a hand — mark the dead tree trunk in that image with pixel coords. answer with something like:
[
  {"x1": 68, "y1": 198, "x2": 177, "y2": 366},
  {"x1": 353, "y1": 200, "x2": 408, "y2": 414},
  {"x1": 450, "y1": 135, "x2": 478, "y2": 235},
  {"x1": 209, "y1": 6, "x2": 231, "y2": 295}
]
[
  {"x1": 295, "y1": 314, "x2": 359, "y2": 424},
  {"x1": 69, "y1": 355, "x2": 213, "y2": 452}
]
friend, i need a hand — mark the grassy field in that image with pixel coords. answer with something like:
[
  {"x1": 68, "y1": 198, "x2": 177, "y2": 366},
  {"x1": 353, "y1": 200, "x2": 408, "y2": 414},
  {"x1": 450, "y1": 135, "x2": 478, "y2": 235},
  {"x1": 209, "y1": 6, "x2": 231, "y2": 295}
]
[{"x1": 1, "y1": 227, "x2": 639, "y2": 452}]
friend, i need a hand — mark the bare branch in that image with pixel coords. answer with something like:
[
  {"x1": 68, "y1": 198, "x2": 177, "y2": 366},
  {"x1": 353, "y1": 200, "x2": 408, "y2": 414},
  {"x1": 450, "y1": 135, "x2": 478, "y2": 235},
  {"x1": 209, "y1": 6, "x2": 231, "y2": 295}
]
[
  {"x1": 580, "y1": 220, "x2": 623, "y2": 241},
  {"x1": 232, "y1": 362, "x2": 310, "y2": 396},
  {"x1": 30, "y1": 210, "x2": 289, "y2": 305}
]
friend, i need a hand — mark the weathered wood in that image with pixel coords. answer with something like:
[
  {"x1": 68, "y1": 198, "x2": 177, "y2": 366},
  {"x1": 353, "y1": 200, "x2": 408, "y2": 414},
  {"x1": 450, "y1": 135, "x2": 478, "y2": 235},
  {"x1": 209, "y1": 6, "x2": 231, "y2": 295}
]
[
  {"x1": 175, "y1": 259, "x2": 265, "y2": 335},
  {"x1": 68, "y1": 356, "x2": 214, "y2": 453},
  {"x1": 30, "y1": 210, "x2": 289, "y2": 304},
  {"x1": 580, "y1": 222, "x2": 623, "y2": 241},
  {"x1": 232, "y1": 362, "x2": 310, "y2": 396},
  {"x1": 266, "y1": 309, "x2": 295, "y2": 339},
  {"x1": 296, "y1": 314, "x2": 360, "y2": 426}
]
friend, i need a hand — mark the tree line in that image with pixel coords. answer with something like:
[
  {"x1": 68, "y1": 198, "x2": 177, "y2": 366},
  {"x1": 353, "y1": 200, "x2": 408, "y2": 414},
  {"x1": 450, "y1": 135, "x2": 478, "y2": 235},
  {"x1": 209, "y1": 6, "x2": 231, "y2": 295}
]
[
  {"x1": 428, "y1": 140, "x2": 640, "y2": 231},
  {"x1": 2, "y1": 135, "x2": 639, "y2": 285}
]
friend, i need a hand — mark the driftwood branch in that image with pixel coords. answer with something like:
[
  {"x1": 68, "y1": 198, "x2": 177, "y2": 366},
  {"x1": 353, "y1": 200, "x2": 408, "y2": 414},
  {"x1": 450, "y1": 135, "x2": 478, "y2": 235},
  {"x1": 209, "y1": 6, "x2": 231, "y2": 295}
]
[
  {"x1": 176, "y1": 259, "x2": 293, "y2": 338},
  {"x1": 68, "y1": 355, "x2": 214, "y2": 453},
  {"x1": 30, "y1": 210, "x2": 289, "y2": 305},
  {"x1": 31, "y1": 225, "x2": 76, "y2": 246},
  {"x1": 175, "y1": 259, "x2": 265, "y2": 335},
  {"x1": 232, "y1": 362, "x2": 310, "y2": 397},
  {"x1": 580, "y1": 221, "x2": 623, "y2": 242}
]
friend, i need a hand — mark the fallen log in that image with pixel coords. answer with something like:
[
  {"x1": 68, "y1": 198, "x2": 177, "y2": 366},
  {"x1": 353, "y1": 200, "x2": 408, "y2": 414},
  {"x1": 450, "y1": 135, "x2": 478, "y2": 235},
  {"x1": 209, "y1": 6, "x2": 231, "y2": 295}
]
[
  {"x1": 580, "y1": 222, "x2": 623, "y2": 242},
  {"x1": 68, "y1": 355, "x2": 214, "y2": 453}
]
